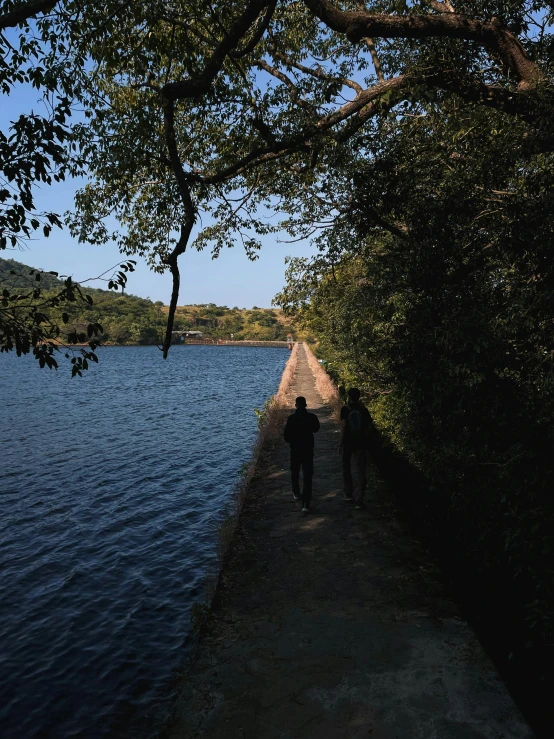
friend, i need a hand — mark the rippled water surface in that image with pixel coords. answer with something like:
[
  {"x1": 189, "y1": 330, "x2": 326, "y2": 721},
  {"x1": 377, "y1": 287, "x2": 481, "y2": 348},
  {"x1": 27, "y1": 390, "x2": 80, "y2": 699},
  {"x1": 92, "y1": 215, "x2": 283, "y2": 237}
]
[{"x1": 0, "y1": 346, "x2": 288, "y2": 738}]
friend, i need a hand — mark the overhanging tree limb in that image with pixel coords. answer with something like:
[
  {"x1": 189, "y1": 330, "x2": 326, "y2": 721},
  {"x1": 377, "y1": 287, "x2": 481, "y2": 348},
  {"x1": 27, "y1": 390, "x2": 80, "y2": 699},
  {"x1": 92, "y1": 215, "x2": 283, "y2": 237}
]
[
  {"x1": 162, "y1": 0, "x2": 271, "y2": 102},
  {"x1": 181, "y1": 65, "x2": 553, "y2": 189},
  {"x1": 161, "y1": 99, "x2": 196, "y2": 359},
  {"x1": 302, "y1": 0, "x2": 542, "y2": 88},
  {"x1": 183, "y1": 76, "x2": 410, "y2": 185},
  {"x1": 157, "y1": 0, "x2": 274, "y2": 356},
  {"x1": 0, "y1": 0, "x2": 58, "y2": 30}
]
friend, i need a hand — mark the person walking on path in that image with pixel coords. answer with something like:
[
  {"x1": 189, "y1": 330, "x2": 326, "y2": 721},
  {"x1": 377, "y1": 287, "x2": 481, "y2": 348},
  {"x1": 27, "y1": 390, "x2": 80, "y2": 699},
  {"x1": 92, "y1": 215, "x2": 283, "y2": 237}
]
[
  {"x1": 339, "y1": 387, "x2": 372, "y2": 509},
  {"x1": 284, "y1": 396, "x2": 320, "y2": 512}
]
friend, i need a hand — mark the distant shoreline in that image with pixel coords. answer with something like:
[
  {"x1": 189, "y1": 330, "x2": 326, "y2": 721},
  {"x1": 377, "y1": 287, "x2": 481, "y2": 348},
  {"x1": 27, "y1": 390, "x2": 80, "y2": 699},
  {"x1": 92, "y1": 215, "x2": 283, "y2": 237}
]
[{"x1": 86, "y1": 341, "x2": 292, "y2": 348}]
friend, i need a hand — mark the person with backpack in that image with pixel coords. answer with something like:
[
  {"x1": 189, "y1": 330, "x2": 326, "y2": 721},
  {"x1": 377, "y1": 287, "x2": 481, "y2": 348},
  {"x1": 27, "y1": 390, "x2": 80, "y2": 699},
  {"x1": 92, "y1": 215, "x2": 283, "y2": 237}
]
[
  {"x1": 284, "y1": 396, "x2": 320, "y2": 513},
  {"x1": 339, "y1": 388, "x2": 371, "y2": 509}
]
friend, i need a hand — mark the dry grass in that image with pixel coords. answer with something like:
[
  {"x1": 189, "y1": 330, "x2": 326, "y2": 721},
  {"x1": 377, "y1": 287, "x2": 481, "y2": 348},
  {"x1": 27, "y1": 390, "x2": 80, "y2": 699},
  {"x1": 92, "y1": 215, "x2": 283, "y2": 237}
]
[
  {"x1": 303, "y1": 342, "x2": 341, "y2": 418},
  {"x1": 191, "y1": 343, "x2": 299, "y2": 633},
  {"x1": 220, "y1": 341, "x2": 298, "y2": 539},
  {"x1": 273, "y1": 341, "x2": 299, "y2": 408}
]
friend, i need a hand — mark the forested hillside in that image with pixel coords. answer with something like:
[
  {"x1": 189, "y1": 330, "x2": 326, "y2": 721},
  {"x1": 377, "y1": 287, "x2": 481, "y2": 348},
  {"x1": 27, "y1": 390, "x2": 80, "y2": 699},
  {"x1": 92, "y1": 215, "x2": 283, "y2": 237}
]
[
  {"x1": 0, "y1": 258, "x2": 290, "y2": 346},
  {"x1": 168, "y1": 304, "x2": 291, "y2": 341}
]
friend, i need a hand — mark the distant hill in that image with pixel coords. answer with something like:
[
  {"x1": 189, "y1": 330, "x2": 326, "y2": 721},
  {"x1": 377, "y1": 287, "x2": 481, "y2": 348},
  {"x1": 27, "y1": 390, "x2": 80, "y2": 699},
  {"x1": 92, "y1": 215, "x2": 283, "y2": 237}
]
[
  {"x1": 0, "y1": 257, "x2": 66, "y2": 290},
  {"x1": 164, "y1": 303, "x2": 293, "y2": 342},
  {"x1": 0, "y1": 258, "x2": 298, "y2": 344},
  {"x1": 1, "y1": 256, "x2": 168, "y2": 345}
]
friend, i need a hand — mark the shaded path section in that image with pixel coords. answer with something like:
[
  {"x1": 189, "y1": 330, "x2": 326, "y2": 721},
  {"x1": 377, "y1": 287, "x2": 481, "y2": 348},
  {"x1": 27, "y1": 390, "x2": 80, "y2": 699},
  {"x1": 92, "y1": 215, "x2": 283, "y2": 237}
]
[{"x1": 165, "y1": 343, "x2": 532, "y2": 738}]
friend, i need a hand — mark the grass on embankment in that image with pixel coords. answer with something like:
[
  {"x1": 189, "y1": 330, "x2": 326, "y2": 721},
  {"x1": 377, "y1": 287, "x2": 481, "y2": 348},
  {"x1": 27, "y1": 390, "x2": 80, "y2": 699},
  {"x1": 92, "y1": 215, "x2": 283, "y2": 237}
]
[{"x1": 190, "y1": 342, "x2": 299, "y2": 634}]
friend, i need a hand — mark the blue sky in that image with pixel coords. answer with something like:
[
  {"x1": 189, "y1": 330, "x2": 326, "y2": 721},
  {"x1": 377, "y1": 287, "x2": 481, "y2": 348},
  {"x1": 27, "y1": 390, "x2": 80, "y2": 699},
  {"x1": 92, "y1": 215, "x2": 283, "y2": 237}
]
[
  {"x1": 8, "y1": 171, "x2": 315, "y2": 307},
  {"x1": 3, "y1": 76, "x2": 315, "y2": 309},
  {"x1": 5, "y1": 170, "x2": 315, "y2": 309}
]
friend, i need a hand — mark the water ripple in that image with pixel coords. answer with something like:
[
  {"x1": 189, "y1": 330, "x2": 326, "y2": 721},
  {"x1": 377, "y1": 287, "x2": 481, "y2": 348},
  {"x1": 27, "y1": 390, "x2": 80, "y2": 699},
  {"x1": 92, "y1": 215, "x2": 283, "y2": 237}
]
[{"x1": 0, "y1": 345, "x2": 287, "y2": 738}]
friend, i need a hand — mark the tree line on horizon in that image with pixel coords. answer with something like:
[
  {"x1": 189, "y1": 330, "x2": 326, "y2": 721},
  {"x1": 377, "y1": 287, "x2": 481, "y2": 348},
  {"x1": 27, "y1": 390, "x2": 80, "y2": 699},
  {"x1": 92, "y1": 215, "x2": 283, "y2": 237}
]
[{"x1": 0, "y1": 258, "x2": 290, "y2": 346}]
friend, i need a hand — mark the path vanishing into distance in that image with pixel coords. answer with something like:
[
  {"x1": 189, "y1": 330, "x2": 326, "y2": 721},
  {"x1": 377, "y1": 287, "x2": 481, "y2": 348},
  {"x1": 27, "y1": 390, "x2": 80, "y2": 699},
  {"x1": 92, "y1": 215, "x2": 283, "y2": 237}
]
[{"x1": 164, "y1": 344, "x2": 533, "y2": 739}]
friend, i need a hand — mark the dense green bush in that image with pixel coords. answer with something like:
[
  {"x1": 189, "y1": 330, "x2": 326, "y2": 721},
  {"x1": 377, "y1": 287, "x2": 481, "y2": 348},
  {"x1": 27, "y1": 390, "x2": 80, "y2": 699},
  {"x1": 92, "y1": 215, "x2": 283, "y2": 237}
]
[{"x1": 277, "y1": 101, "x2": 554, "y2": 721}]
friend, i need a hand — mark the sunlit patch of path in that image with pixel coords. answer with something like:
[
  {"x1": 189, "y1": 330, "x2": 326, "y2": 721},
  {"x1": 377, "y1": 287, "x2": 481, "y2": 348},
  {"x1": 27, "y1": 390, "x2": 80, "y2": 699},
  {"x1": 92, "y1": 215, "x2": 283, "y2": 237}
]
[{"x1": 164, "y1": 344, "x2": 533, "y2": 739}]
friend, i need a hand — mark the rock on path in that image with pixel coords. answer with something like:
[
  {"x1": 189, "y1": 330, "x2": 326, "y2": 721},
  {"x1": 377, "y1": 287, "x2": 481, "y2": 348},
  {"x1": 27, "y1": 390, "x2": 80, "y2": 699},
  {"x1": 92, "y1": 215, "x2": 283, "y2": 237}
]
[{"x1": 164, "y1": 343, "x2": 533, "y2": 739}]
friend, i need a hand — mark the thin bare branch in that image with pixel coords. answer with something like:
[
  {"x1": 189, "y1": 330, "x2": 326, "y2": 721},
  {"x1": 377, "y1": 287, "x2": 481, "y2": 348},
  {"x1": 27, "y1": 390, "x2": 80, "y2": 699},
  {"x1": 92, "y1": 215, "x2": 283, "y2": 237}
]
[
  {"x1": 271, "y1": 49, "x2": 363, "y2": 93},
  {"x1": 161, "y1": 15, "x2": 217, "y2": 48},
  {"x1": 255, "y1": 58, "x2": 314, "y2": 110},
  {"x1": 364, "y1": 38, "x2": 384, "y2": 82}
]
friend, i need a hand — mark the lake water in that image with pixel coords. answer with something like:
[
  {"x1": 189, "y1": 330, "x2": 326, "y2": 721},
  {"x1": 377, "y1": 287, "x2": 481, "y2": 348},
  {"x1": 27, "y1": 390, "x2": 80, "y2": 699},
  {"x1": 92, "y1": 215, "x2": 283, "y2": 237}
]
[{"x1": 0, "y1": 346, "x2": 288, "y2": 738}]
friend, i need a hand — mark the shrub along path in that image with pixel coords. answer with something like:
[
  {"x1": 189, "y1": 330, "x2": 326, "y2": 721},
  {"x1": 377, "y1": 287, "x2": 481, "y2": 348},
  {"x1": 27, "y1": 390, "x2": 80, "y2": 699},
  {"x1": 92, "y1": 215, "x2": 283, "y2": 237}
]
[{"x1": 164, "y1": 343, "x2": 532, "y2": 738}]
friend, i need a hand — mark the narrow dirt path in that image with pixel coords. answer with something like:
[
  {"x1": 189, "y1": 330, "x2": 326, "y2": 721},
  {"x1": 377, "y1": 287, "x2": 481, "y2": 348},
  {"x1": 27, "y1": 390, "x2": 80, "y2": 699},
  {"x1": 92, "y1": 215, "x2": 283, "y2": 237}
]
[{"x1": 164, "y1": 344, "x2": 532, "y2": 739}]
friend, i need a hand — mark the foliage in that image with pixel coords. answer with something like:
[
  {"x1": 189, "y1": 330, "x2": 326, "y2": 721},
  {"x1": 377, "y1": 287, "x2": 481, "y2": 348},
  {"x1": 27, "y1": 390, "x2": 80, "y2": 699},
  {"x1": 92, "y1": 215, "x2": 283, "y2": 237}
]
[
  {"x1": 276, "y1": 94, "x2": 554, "y2": 721},
  {"x1": 0, "y1": 256, "x2": 148, "y2": 367},
  {"x1": 65, "y1": 0, "x2": 554, "y2": 356},
  {"x1": 3, "y1": 0, "x2": 554, "y2": 723},
  {"x1": 0, "y1": 1, "x2": 85, "y2": 251},
  {"x1": 171, "y1": 303, "x2": 291, "y2": 340},
  {"x1": 0, "y1": 258, "x2": 289, "y2": 353},
  {"x1": 4, "y1": 0, "x2": 554, "y2": 361},
  {"x1": 0, "y1": 0, "x2": 148, "y2": 370},
  {"x1": 0, "y1": 258, "x2": 105, "y2": 374}
]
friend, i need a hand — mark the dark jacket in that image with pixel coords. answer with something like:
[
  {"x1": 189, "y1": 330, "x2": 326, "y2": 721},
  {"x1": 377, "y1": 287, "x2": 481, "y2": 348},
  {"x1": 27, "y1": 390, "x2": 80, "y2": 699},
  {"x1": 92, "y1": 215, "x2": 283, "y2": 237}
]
[
  {"x1": 340, "y1": 400, "x2": 372, "y2": 448},
  {"x1": 284, "y1": 408, "x2": 320, "y2": 457}
]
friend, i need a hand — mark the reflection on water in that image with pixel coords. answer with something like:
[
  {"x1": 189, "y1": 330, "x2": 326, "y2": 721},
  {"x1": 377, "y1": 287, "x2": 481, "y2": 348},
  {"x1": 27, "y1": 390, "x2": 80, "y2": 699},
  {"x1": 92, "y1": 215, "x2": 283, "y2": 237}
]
[{"x1": 0, "y1": 346, "x2": 288, "y2": 738}]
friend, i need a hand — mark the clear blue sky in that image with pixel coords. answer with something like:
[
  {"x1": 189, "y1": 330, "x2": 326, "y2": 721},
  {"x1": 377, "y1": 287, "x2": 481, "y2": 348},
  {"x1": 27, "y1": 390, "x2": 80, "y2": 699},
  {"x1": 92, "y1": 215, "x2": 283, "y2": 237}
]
[
  {"x1": 3, "y1": 73, "x2": 315, "y2": 309},
  {"x1": 7, "y1": 174, "x2": 315, "y2": 309},
  {"x1": 9, "y1": 173, "x2": 315, "y2": 307}
]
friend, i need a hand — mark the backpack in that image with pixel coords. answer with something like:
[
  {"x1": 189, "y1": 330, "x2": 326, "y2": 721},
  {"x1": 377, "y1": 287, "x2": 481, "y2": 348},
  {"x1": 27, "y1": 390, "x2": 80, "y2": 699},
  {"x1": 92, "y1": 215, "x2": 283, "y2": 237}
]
[{"x1": 347, "y1": 407, "x2": 365, "y2": 445}]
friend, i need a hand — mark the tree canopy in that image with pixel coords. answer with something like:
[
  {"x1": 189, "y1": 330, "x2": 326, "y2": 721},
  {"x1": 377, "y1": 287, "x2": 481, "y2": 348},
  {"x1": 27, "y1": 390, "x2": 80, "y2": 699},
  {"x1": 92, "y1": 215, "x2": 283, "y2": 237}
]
[
  {"x1": 56, "y1": 0, "x2": 554, "y2": 353},
  {"x1": 274, "y1": 44, "x2": 554, "y2": 726},
  {"x1": 2, "y1": 1, "x2": 554, "y2": 363}
]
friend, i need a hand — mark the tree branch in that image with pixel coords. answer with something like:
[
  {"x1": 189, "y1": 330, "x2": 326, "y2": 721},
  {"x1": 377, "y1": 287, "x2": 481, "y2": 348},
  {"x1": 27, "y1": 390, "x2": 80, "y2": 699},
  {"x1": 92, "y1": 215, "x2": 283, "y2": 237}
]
[
  {"x1": 232, "y1": 0, "x2": 277, "y2": 58},
  {"x1": 271, "y1": 48, "x2": 363, "y2": 93},
  {"x1": 360, "y1": 206, "x2": 410, "y2": 241},
  {"x1": 184, "y1": 64, "x2": 554, "y2": 189},
  {"x1": 182, "y1": 76, "x2": 408, "y2": 185},
  {"x1": 364, "y1": 38, "x2": 384, "y2": 82},
  {"x1": 426, "y1": 0, "x2": 455, "y2": 14},
  {"x1": 317, "y1": 74, "x2": 407, "y2": 129},
  {"x1": 0, "y1": 0, "x2": 58, "y2": 30},
  {"x1": 302, "y1": 0, "x2": 542, "y2": 88},
  {"x1": 431, "y1": 74, "x2": 544, "y2": 125},
  {"x1": 160, "y1": 15, "x2": 217, "y2": 48},
  {"x1": 161, "y1": 99, "x2": 197, "y2": 359},
  {"x1": 255, "y1": 58, "x2": 315, "y2": 109},
  {"x1": 162, "y1": 0, "x2": 271, "y2": 102},
  {"x1": 156, "y1": 1, "x2": 275, "y2": 356}
]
